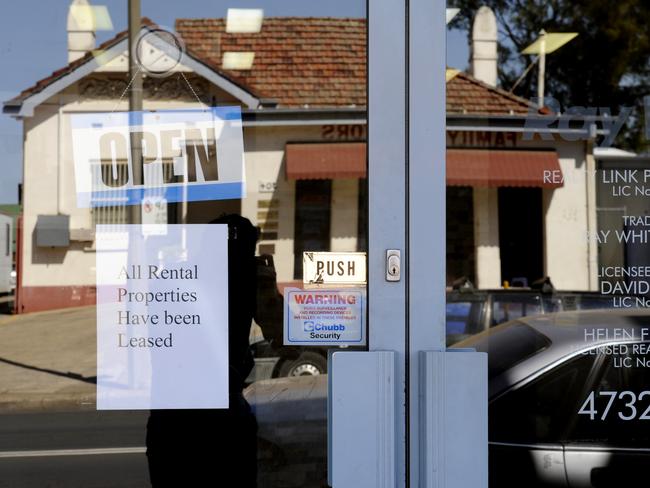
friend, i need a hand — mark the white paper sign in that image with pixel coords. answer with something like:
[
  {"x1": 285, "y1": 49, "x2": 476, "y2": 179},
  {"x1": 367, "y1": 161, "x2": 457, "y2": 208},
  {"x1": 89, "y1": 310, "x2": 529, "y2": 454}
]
[
  {"x1": 71, "y1": 108, "x2": 246, "y2": 208},
  {"x1": 284, "y1": 288, "x2": 366, "y2": 346},
  {"x1": 96, "y1": 224, "x2": 229, "y2": 410}
]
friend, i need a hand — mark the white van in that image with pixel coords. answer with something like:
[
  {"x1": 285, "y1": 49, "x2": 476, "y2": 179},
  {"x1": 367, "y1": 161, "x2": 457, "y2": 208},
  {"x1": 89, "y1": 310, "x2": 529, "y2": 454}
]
[{"x1": 0, "y1": 214, "x2": 13, "y2": 295}]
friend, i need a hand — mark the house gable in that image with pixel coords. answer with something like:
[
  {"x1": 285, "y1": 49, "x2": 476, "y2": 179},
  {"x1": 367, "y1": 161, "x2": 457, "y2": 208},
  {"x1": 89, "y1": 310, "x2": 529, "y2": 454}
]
[{"x1": 4, "y1": 21, "x2": 261, "y2": 117}]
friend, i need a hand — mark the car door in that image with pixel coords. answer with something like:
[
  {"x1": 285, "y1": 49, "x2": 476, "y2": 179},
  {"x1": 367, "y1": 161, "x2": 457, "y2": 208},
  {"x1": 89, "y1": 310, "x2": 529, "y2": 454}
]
[
  {"x1": 564, "y1": 344, "x2": 650, "y2": 488},
  {"x1": 489, "y1": 353, "x2": 599, "y2": 487}
]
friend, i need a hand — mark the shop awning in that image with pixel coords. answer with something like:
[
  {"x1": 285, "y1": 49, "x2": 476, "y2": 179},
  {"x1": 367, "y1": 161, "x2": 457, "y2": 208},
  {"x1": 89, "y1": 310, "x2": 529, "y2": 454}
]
[
  {"x1": 447, "y1": 149, "x2": 563, "y2": 188},
  {"x1": 285, "y1": 143, "x2": 366, "y2": 180},
  {"x1": 286, "y1": 144, "x2": 563, "y2": 188}
]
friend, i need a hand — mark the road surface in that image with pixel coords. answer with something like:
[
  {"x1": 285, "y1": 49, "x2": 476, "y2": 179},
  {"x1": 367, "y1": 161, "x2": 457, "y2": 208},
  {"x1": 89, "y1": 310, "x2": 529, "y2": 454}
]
[{"x1": 0, "y1": 410, "x2": 150, "y2": 487}]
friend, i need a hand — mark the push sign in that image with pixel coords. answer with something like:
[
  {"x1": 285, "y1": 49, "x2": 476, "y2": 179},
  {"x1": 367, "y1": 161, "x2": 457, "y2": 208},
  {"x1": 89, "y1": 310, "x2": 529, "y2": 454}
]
[
  {"x1": 71, "y1": 107, "x2": 245, "y2": 208},
  {"x1": 303, "y1": 252, "x2": 367, "y2": 285}
]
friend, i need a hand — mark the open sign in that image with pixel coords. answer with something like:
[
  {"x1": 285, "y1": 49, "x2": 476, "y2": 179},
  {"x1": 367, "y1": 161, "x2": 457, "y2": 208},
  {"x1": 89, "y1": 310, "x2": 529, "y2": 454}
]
[{"x1": 71, "y1": 107, "x2": 246, "y2": 208}]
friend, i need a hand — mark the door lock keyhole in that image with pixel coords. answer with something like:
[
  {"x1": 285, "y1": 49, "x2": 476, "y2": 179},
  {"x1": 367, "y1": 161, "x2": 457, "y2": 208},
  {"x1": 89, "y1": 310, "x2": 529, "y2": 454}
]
[{"x1": 386, "y1": 250, "x2": 401, "y2": 282}]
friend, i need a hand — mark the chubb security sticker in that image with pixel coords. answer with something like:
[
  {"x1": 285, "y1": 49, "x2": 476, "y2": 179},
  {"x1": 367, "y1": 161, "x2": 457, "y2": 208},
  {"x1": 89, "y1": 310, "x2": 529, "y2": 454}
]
[
  {"x1": 71, "y1": 107, "x2": 246, "y2": 208},
  {"x1": 283, "y1": 288, "x2": 366, "y2": 346},
  {"x1": 96, "y1": 224, "x2": 229, "y2": 410}
]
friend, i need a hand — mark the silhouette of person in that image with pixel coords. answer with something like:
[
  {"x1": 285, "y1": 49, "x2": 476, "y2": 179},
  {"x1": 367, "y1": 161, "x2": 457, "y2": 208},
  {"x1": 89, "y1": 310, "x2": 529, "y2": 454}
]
[{"x1": 145, "y1": 214, "x2": 283, "y2": 487}]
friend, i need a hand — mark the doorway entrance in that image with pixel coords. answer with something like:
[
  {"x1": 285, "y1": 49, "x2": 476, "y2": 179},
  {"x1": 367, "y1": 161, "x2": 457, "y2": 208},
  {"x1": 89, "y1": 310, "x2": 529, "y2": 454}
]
[{"x1": 498, "y1": 187, "x2": 543, "y2": 286}]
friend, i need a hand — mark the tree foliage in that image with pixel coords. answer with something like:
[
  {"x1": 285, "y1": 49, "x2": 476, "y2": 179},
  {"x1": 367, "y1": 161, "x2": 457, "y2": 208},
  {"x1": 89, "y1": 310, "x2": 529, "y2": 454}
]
[{"x1": 449, "y1": 0, "x2": 650, "y2": 150}]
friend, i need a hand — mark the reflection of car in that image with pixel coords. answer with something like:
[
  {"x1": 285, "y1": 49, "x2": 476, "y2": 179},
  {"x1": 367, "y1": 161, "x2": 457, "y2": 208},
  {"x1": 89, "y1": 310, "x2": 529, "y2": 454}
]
[
  {"x1": 247, "y1": 309, "x2": 650, "y2": 488},
  {"x1": 446, "y1": 280, "x2": 634, "y2": 344},
  {"x1": 253, "y1": 282, "x2": 633, "y2": 380},
  {"x1": 254, "y1": 276, "x2": 637, "y2": 380},
  {"x1": 248, "y1": 339, "x2": 329, "y2": 381},
  {"x1": 246, "y1": 375, "x2": 328, "y2": 487},
  {"x1": 459, "y1": 310, "x2": 650, "y2": 487}
]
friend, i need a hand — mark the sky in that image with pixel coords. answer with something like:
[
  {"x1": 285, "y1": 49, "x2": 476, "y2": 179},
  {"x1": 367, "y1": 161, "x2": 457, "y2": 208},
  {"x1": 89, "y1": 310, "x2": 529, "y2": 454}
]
[{"x1": 0, "y1": 1, "x2": 469, "y2": 204}]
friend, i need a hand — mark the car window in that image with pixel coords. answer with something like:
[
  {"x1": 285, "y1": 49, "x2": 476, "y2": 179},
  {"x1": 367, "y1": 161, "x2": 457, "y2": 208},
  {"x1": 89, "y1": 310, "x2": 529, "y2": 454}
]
[
  {"x1": 470, "y1": 322, "x2": 551, "y2": 380},
  {"x1": 446, "y1": 300, "x2": 483, "y2": 336},
  {"x1": 541, "y1": 295, "x2": 562, "y2": 313},
  {"x1": 490, "y1": 353, "x2": 596, "y2": 444},
  {"x1": 569, "y1": 347, "x2": 650, "y2": 446},
  {"x1": 576, "y1": 295, "x2": 619, "y2": 310},
  {"x1": 446, "y1": 302, "x2": 472, "y2": 335},
  {"x1": 491, "y1": 294, "x2": 542, "y2": 326}
]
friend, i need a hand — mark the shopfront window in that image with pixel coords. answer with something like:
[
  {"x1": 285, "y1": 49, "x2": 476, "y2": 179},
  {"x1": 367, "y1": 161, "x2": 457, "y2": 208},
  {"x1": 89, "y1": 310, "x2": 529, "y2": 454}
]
[
  {"x1": 0, "y1": 1, "x2": 366, "y2": 486},
  {"x1": 448, "y1": 1, "x2": 650, "y2": 485}
]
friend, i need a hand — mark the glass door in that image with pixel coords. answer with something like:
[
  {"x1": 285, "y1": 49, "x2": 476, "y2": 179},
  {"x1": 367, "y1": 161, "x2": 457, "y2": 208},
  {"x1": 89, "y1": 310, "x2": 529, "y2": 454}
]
[
  {"x1": 445, "y1": 2, "x2": 650, "y2": 488},
  {"x1": 0, "y1": 1, "x2": 418, "y2": 487}
]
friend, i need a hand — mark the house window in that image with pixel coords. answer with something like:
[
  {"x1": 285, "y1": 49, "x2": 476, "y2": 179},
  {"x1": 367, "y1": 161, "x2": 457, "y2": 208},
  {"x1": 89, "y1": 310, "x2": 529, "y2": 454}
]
[{"x1": 293, "y1": 180, "x2": 332, "y2": 279}]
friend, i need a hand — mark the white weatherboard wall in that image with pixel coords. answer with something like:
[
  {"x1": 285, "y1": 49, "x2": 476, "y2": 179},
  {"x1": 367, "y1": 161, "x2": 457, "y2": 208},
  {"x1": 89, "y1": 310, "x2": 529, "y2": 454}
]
[
  {"x1": 473, "y1": 186, "x2": 501, "y2": 288},
  {"x1": 23, "y1": 102, "x2": 94, "y2": 288},
  {"x1": 330, "y1": 179, "x2": 359, "y2": 252},
  {"x1": 542, "y1": 139, "x2": 594, "y2": 290}
]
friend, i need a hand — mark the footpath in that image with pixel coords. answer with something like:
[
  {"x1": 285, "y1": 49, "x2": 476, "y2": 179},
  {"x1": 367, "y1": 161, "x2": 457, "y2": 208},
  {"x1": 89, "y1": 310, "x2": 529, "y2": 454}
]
[{"x1": 0, "y1": 306, "x2": 96, "y2": 412}]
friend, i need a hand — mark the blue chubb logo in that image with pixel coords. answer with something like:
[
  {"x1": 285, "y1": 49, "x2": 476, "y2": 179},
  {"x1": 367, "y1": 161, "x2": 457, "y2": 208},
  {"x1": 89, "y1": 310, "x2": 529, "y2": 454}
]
[{"x1": 303, "y1": 321, "x2": 346, "y2": 332}]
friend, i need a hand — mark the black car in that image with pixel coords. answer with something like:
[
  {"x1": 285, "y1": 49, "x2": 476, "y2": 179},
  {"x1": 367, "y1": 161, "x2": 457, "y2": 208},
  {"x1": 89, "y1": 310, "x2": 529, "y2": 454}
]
[
  {"x1": 457, "y1": 310, "x2": 650, "y2": 487},
  {"x1": 247, "y1": 309, "x2": 650, "y2": 488}
]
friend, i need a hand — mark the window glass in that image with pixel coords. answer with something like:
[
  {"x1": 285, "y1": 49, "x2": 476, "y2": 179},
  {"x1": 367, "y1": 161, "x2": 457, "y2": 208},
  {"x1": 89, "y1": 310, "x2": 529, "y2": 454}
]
[
  {"x1": 446, "y1": 0, "x2": 650, "y2": 483},
  {"x1": 490, "y1": 294, "x2": 542, "y2": 326},
  {"x1": 293, "y1": 180, "x2": 332, "y2": 279},
  {"x1": 570, "y1": 350, "x2": 650, "y2": 446},
  {"x1": 446, "y1": 301, "x2": 473, "y2": 335},
  {"x1": 469, "y1": 322, "x2": 551, "y2": 380},
  {"x1": 490, "y1": 353, "x2": 596, "y2": 443},
  {"x1": 0, "y1": 2, "x2": 367, "y2": 487}
]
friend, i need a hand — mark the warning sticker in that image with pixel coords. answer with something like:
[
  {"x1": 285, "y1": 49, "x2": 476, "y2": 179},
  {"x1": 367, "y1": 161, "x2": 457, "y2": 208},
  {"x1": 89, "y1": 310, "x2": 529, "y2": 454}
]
[{"x1": 283, "y1": 288, "x2": 366, "y2": 346}]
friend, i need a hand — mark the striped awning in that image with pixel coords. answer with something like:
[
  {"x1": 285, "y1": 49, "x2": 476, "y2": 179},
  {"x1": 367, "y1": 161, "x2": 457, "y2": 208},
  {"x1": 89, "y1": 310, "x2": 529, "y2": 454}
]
[
  {"x1": 446, "y1": 149, "x2": 563, "y2": 188},
  {"x1": 285, "y1": 143, "x2": 366, "y2": 180},
  {"x1": 285, "y1": 144, "x2": 563, "y2": 188}
]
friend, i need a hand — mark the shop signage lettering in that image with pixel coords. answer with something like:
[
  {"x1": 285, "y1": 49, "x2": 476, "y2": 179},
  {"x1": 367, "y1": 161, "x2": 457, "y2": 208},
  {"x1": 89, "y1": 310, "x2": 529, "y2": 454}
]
[
  {"x1": 71, "y1": 108, "x2": 246, "y2": 208},
  {"x1": 321, "y1": 124, "x2": 366, "y2": 141},
  {"x1": 303, "y1": 252, "x2": 367, "y2": 285},
  {"x1": 523, "y1": 97, "x2": 633, "y2": 147},
  {"x1": 446, "y1": 130, "x2": 517, "y2": 147}
]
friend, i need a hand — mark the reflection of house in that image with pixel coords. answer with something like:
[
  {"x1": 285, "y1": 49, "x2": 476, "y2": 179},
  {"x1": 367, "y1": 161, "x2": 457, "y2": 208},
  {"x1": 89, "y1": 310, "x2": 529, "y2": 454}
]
[{"x1": 4, "y1": 6, "x2": 598, "y2": 313}]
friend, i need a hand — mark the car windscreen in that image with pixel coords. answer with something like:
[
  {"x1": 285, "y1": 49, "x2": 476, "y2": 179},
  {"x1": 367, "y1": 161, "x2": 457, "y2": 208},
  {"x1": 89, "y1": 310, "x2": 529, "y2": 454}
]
[
  {"x1": 468, "y1": 321, "x2": 551, "y2": 379},
  {"x1": 490, "y1": 294, "x2": 542, "y2": 326}
]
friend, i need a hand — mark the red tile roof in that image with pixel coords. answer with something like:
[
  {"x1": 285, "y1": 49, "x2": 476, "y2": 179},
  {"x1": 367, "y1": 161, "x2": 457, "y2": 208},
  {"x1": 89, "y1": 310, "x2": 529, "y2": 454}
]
[
  {"x1": 175, "y1": 17, "x2": 366, "y2": 108},
  {"x1": 446, "y1": 71, "x2": 532, "y2": 115},
  {"x1": 8, "y1": 17, "x2": 534, "y2": 116}
]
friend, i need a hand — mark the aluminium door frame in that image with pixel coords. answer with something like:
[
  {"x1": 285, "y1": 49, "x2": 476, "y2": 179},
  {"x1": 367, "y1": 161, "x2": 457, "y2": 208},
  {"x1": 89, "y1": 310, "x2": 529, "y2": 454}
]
[{"x1": 368, "y1": 0, "x2": 446, "y2": 486}]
